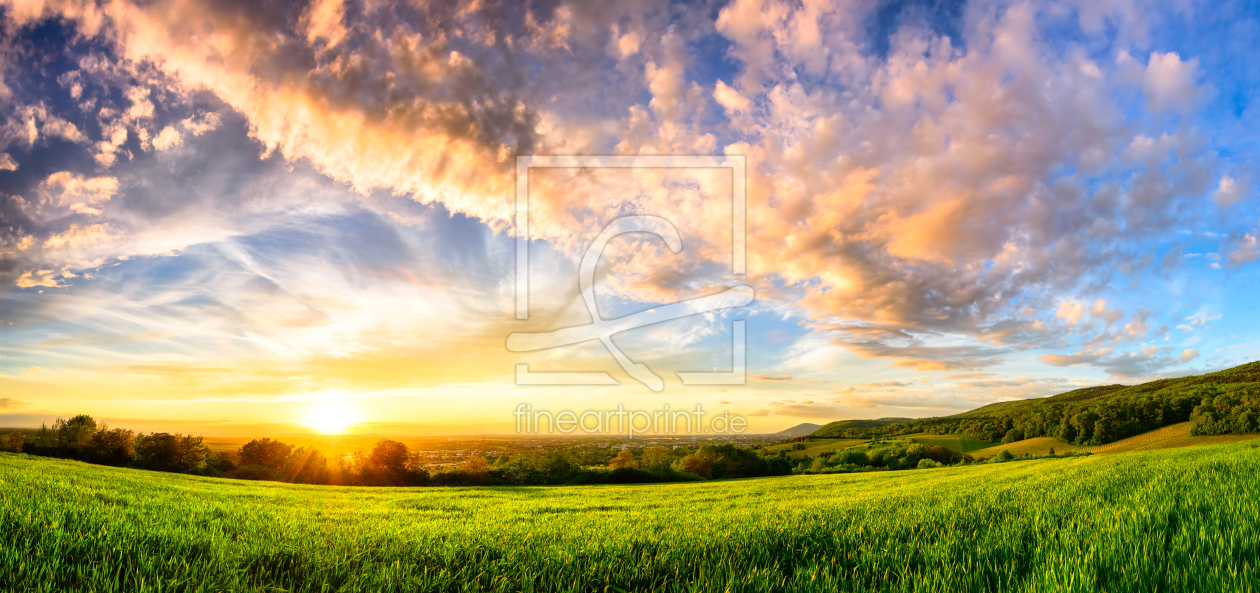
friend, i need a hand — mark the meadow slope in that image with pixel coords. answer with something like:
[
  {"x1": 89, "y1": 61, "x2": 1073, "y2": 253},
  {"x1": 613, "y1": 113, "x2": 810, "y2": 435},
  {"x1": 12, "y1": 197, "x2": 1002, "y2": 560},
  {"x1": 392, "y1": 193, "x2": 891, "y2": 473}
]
[
  {"x1": 2, "y1": 441, "x2": 1260, "y2": 592},
  {"x1": 969, "y1": 422, "x2": 1259, "y2": 460}
]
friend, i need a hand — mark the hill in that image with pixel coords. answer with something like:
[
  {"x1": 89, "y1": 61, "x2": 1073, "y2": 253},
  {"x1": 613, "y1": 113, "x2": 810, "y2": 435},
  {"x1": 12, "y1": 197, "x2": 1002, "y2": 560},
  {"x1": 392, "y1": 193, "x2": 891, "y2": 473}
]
[
  {"x1": 823, "y1": 362, "x2": 1260, "y2": 447},
  {"x1": 772, "y1": 423, "x2": 823, "y2": 437},
  {"x1": 811, "y1": 417, "x2": 911, "y2": 437},
  {"x1": 970, "y1": 421, "x2": 1260, "y2": 460},
  {"x1": 4, "y1": 441, "x2": 1260, "y2": 591}
]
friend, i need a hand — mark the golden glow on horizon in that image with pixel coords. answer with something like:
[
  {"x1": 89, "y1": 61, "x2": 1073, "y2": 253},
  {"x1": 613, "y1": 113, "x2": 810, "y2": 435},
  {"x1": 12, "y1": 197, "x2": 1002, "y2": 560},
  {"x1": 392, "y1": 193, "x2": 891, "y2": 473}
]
[{"x1": 303, "y1": 400, "x2": 361, "y2": 434}]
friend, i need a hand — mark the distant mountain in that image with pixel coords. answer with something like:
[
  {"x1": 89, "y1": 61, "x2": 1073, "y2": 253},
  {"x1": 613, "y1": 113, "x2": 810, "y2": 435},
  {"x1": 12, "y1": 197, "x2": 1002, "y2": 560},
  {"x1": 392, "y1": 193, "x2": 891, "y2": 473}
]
[
  {"x1": 811, "y1": 418, "x2": 913, "y2": 438},
  {"x1": 773, "y1": 423, "x2": 823, "y2": 437}
]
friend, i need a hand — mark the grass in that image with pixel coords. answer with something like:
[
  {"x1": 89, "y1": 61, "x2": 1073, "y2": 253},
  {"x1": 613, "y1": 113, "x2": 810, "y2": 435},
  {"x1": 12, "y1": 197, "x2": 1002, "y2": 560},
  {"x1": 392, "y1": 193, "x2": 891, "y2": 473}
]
[
  {"x1": 970, "y1": 437, "x2": 1084, "y2": 460},
  {"x1": 1089, "y1": 422, "x2": 1259, "y2": 454},
  {"x1": 3, "y1": 439, "x2": 1260, "y2": 592},
  {"x1": 901, "y1": 433, "x2": 998, "y2": 453},
  {"x1": 761, "y1": 438, "x2": 868, "y2": 459},
  {"x1": 971, "y1": 423, "x2": 1259, "y2": 460}
]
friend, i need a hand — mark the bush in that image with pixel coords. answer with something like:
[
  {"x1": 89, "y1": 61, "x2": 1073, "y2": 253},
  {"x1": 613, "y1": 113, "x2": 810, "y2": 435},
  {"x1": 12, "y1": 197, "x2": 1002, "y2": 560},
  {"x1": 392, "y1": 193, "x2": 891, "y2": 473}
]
[{"x1": 917, "y1": 458, "x2": 942, "y2": 469}]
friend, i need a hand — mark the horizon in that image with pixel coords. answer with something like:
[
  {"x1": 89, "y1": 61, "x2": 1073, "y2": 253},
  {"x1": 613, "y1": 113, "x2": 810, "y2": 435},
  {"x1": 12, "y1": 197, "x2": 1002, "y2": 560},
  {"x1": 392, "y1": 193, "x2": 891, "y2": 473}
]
[{"x1": 3, "y1": 0, "x2": 1260, "y2": 437}]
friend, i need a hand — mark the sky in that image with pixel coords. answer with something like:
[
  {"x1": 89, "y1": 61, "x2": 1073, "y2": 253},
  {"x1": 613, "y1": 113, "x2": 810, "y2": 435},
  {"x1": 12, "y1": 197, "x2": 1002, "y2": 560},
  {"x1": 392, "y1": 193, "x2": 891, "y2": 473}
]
[{"x1": 1, "y1": 0, "x2": 1259, "y2": 436}]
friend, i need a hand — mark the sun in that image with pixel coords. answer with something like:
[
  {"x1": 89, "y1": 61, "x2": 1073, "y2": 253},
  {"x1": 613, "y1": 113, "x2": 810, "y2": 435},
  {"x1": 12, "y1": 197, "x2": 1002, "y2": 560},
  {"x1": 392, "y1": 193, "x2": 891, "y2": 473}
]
[{"x1": 303, "y1": 400, "x2": 361, "y2": 434}]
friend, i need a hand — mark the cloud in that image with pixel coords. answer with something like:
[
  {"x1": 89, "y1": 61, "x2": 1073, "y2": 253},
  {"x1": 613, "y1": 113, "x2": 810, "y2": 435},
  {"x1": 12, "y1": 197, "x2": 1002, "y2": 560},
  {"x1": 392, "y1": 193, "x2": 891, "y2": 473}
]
[
  {"x1": 1144, "y1": 52, "x2": 1202, "y2": 113},
  {"x1": 1180, "y1": 349, "x2": 1199, "y2": 363},
  {"x1": 1228, "y1": 234, "x2": 1260, "y2": 266},
  {"x1": 0, "y1": 152, "x2": 16, "y2": 171},
  {"x1": 0, "y1": 0, "x2": 1248, "y2": 401},
  {"x1": 35, "y1": 172, "x2": 119, "y2": 217},
  {"x1": 1057, "y1": 301, "x2": 1086, "y2": 324},
  {"x1": 1090, "y1": 299, "x2": 1124, "y2": 325},
  {"x1": 151, "y1": 126, "x2": 181, "y2": 150},
  {"x1": 1038, "y1": 351, "x2": 1101, "y2": 367},
  {"x1": 1212, "y1": 176, "x2": 1248, "y2": 207},
  {"x1": 713, "y1": 79, "x2": 751, "y2": 112},
  {"x1": 0, "y1": 398, "x2": 28, "y2": 409}
]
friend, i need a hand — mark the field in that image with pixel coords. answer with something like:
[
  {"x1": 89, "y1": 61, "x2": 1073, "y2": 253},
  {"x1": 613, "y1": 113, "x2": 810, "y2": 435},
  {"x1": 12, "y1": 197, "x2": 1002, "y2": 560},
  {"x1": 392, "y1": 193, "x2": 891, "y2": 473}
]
[
  {"x1": 4, "y1": 439, "x2": 1260, "y2": 592},
  {"x1": 970, "y1": 422, "x2": 1259, "y2": 460},
  {"x1": 901, "y1": 433, "x2": 997, "y2": 453},
  {"x1": 761, "y1": 438, "x2": 868, "y2": 459}
]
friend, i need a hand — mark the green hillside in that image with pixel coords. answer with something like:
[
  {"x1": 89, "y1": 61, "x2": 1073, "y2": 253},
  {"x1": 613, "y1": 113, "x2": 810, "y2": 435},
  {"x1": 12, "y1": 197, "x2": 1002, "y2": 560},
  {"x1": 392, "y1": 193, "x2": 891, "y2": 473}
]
[
  {"x1": 811, "y1": 417, "x2": 911, "y2": 437},
  {"x1": 4, "y1": 441, "x2": 1260, "y2": 592},
  {"x1": 823, "y1": 362, "x2": 1260, "y2": 446}
]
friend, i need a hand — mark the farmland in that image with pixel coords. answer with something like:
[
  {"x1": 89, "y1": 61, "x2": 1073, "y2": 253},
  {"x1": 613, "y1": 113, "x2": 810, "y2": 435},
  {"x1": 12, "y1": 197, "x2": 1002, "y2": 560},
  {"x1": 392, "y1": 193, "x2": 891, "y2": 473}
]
[{"x1": 3, "y1": 439, "x2": 1260, "y2": 592}]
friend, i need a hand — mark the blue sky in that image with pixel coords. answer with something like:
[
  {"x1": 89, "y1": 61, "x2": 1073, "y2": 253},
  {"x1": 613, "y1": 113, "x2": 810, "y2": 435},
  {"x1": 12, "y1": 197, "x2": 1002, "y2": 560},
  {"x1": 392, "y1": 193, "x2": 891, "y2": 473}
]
[{"x1": 0, "y1": 0, "x2": 1259, "y2": 434}]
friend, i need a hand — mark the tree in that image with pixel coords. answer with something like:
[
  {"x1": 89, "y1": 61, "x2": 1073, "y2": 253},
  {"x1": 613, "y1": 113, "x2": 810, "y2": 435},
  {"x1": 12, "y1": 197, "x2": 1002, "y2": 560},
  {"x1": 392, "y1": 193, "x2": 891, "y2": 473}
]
[
  {"x1": 0, "y1": 431, "x2": 22, "y2": 453},
  {"x1": 88, "y1": 427, "x2": 135, "y2": 465},
  {"x1": 608, "y1": 449, "x2": 637, "y2": 470},
  {"x1": 134, "y1": 433, "x2": 210, "y2": 473},
  {"x1": 1001, "y1": 429, "x2": 1024, "y2": 444},
  {"x1": 640, "y1": 446, "x2": 674, "y2": 473},
  {"x1": 460, "y1": 454, "x2": 490, "y2": 483},
  {"x1": 676, "y1": 451, "x2": 717, "y2": 478},
  {"x1": 283, "y1": 447, "x2": 330, "y2": 484},
  {"x1": 238, "y1": 438, "x2": 295, "y2": 470},
  {"x1": 995, "y1": 450, "x2": 1015, "y2": 463},
  {"x1": 363, "y1": 439, "x2": 411, "y2": 485},
  {"x1": 60, "y1": 415, "x2": 98, "y2": 449}
]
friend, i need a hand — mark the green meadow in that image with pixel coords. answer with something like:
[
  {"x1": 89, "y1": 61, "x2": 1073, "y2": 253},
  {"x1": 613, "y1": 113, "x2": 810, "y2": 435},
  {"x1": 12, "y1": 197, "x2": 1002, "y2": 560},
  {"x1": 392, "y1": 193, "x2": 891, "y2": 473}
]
[{"x1": 3, "y1": 439, "x2": 1260, "y2": 592}]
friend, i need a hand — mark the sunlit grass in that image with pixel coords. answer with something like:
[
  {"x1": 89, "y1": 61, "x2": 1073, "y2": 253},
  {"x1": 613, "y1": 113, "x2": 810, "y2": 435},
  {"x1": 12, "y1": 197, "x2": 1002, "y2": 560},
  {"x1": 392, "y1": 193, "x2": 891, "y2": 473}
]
[{"x1": 2, "y1": 439, "x2": 1259, "y2": 592}]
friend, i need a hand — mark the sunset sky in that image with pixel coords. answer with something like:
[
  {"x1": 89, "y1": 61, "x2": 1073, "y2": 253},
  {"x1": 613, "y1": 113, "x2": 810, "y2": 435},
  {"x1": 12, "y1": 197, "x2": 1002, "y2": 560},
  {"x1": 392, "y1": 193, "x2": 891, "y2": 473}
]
[{"x1": 1, "y1": 0, "x2": 1259, "y2": 435}]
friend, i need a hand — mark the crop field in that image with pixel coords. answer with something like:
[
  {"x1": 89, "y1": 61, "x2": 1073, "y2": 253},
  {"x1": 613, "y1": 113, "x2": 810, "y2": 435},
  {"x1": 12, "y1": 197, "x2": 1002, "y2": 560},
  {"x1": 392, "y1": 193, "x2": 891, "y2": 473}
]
[{"x1": 3, "y1": 440, "x2": 1260, "y2": 592}]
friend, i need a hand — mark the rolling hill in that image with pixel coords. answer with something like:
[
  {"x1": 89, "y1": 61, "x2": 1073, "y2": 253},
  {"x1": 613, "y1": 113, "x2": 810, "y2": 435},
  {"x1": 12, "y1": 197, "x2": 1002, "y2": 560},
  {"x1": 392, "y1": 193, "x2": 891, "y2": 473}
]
[
  {"x1": 811, "y1": 417, "x2": 911, "y2": 437},
  {"x1": 811, "y1": 362, "x2": 1260, "y2": 448}
]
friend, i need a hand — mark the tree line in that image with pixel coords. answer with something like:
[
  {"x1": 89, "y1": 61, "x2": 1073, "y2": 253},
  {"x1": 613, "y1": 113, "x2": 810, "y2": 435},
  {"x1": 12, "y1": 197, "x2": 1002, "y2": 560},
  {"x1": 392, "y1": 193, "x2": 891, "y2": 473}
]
[{"x1": 0, "y1": 415, "x2": 790, "y2": 486}]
